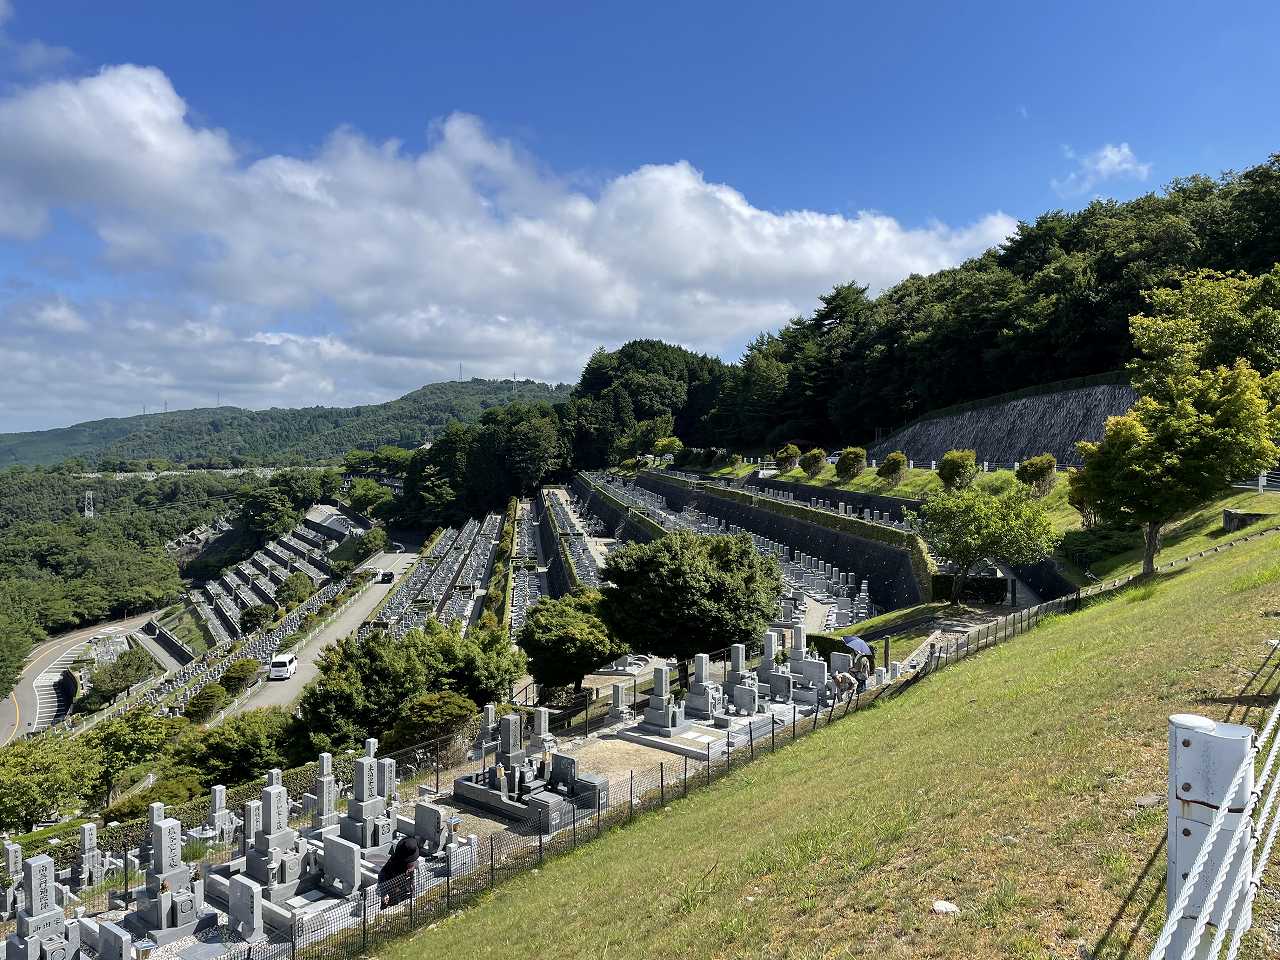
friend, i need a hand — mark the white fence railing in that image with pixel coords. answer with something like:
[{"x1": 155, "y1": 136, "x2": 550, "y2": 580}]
[{"x1": 1151, "y1": 694, "x2": 1280, "y2": 958}]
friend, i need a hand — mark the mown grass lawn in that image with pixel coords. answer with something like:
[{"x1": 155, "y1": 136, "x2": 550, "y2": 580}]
[{"x1": 378, "y1": 532, "x2": 1280, "y2": 960}]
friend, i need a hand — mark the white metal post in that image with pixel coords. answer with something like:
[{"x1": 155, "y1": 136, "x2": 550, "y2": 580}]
[{"x1": 1166, "y1": 714, "x2": 1254, "y2": 959}]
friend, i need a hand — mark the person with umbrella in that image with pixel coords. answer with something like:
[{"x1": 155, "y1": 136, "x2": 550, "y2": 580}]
[{"x1": 843, "y1": 636, "x2": 873, "y2": 695}]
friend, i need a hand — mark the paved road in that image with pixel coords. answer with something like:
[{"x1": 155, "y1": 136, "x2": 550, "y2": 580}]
[
  {"x1": 0, "y1": 611, "x2": 157, "y2": 745},
  {"x1": 226, "y1": 547, "x2": 418, "y2": 717}
]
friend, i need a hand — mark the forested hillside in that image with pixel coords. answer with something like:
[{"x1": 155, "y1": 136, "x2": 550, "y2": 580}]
[
  {"x1": 0, "y1": 467, "x2": 330, "y2": 697},
  {"x1": 552, "y1": 154, "x2": 1280, "y2": 454},
  {"x1": 0, "y1": 379, "x2": 572, "y2": 468},
  {"x1": 365, "y1": 155, "x2": 1280, "y2": 531}
]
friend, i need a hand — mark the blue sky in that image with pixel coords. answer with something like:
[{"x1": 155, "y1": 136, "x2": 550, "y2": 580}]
[{"x1": 0, "y1": 1, "x2": 1277, "y2": 431}]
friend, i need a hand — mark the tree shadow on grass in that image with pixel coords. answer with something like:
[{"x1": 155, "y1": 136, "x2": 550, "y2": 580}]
[
  {"x1": 1091, "y1": 835, "x2": 1166, "y2": 960},
  {"x1": 1092, "y1": 640, "x2": 1280, "y2": 958}
]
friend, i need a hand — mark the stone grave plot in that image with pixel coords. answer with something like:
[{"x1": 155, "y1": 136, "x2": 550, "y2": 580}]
[
  {"x1": 612, "y1": 632, "x2": 870, "y2": 760},
  {"x1": 452, "y1": 710, "x2": 608, "y2": 836}
]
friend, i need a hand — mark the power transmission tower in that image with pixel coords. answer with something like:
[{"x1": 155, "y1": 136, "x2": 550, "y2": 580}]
[{"x1": 83, "y1": 491, "x2": 95, "y2": 519}]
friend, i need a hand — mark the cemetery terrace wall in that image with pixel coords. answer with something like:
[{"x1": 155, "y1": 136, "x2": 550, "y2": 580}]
[
  {"x1": 570, "y1": 473, "x2": 664, "y2": 543},
  {"x1": 637, "y1": 472, "x2": 930, "y2": 610},
  {"x1": 534, "y1": 490, "x2": 574, "y2": 598},
  {"x1": 869, "y1": 380, "x2": 1136, "y2": 466}
]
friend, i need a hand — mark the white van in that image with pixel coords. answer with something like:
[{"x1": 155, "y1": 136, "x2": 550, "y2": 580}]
[{"x1": 269, "y1": 653, "x2": 297, "y2": 680}]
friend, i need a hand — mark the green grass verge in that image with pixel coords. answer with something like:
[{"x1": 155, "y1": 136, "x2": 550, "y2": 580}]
[
  {"x1": 829, "y1": 600, "x2": 951, "y2": 637},
  {"x1": 373, "y1": 529, "x2": 1280, "y2": 960},
  {"x1": 1089, "y1": 490, "x2": 1279, "y2": 580}
]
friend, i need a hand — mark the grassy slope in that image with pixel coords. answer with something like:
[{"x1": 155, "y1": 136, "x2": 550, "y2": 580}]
[{"x1": 380, "y1": 533, "x2": 1280, "y2": 960}]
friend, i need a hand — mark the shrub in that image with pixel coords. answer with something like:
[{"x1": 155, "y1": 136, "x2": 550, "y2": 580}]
[
  {"x1": 239, "y1": 603, "x2": 276, "y2": 634},
  {"x1": 219, "y1": 659, "x2": 261, "y2": 696},
  {"x1": 835, "y1": 447, "x2": 866, "y2": 481},
  {"x1": 380, "y1": 691, "x2": 478, "y2": 751},
  {"x1": 1060, "y1": 525, "x2": 1142, "y2": 569},
  {"x1": 1015, "y1": 453, "x2": 1058, "y2": 497},
  {"x1": 775, "y1": 444, "x2": 801, "y2": 472},
  {"x1": 877, "y1": 451, "x2": 908, "y2": 486},
  {"x1": 938, "y1": 449, "x2": 978, "y2": 491},
  {"x1": 276, "y1": 572, "x2": 314, "y2": 607},
  {"x1": 184, "y1": 683, "x2": 229, "y2": 723},
  {"x1": 799, "y1": 448, "x2": 828, "y2": 478}
]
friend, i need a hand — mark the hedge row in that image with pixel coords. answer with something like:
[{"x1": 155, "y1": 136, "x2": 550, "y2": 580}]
[{"x1": 482, "y1": 498, "x2": 519, "y2": 626}]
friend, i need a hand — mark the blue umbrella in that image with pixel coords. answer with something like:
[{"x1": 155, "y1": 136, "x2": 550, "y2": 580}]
[{"x1": 843, "y1": 635, "x2": 872, "y2": 656}]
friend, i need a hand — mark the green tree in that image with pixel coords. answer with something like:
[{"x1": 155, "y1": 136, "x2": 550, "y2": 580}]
[
  {"x1": 877, "y1": 451, "x2": 908, "y2": 486},
  {"x1": 350, "y1": 526, "x2": 388, "y2": 562},
  {"x1": 653, "y1": 436, "x2": 684, "y2": 458},
  {"x1": 938, "y1": 449, "x2": 978, "y2": 492},
  {"x1": 240, "y1": 603, "x2": 276, "y2": 634},
  {"x1": 172, "y1": 707, "x2": 289, "y2": 788},
  {"x1": 908, "y1": 487, "x2": 1060, "y2": 604},
  {"x1": 293, "y1": 618, "x2": 524, "y2": 756},
  {"x1": 348, "y1": 478, "x2": 395, "y2": 517},
  {"x1": 240, "y1": 486, "x2": 299, "y2": 539},
  {"x1": 518, "y1": 590, "x2": 628, "y2": 693},
  {"x1": 184, "y1": 683, "x2": 229, "y2": 723},
  {"x1": 220, "y1": 658, "x2": 261, "y2": 696},
  {"x1": 85, "y1": 710, "x2": 179, "y2": 804},
  {"x1": 276, "y1": 572, "x2": 315, "y2": 607},
  {"x1": 834, "y1": 446, "x2": 866, "y2": 481},
  {"x1": 799, "y1": 447, "x2": 828, "y2": 479},
  {"x1": 1015, "y1": 454, "x2": 1058, "y2": 498},
  {"x1": 1076, "y1": 296, "x2": 1280, "y2": 574},
  {"x1": 0, "y1": 734, "x2": 102, "y2": 831},
  {"x1": 775, "y1": 444, "x2": 801, "y2": 472},
  {"x1": 599, "y1": 532, "x2": 782, "y2": 665},
  {"x1": 76, "y1": 647, "x2": 156, "y2": 712},
  {"x1": 380, "y1": 691, "x2": 478, "y2": 752}
]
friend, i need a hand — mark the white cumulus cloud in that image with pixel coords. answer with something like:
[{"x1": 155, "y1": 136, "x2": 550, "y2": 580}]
[
  {"x1": 0, "y1": 63, "x2": 1016, "y2": 432},
  {"x1": 1051, "y1": 142, "x2": 1151, "y2": 197}
]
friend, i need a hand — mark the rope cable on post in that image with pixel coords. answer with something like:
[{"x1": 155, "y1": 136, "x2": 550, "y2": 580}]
[{"x1": 1148, "y1": 693, "x2": 1280, "y2": 960}]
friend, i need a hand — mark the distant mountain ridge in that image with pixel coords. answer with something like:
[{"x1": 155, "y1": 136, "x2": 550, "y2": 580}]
[{"x1": 0, "y1": 379, "x2": 572, "y2": 467}]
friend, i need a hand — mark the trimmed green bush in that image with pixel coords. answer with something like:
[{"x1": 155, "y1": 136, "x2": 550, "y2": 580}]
[
  {"x1": 775, "y1": 444, "x2": 801, "y2": 472},
  {"x1": 938, "y1": 449, "x2": 978, "y2": 491},
  {"x1": 835, "y1": 447, "x2": 867, "y2": 481},
  {"x1": 219, "y1": 658, "x2": 260, "y2": 696},
  {"x1": 1015, "y1": 453, "x2": 1058, "y2": 497},
  {"x1": 800, "y1": 447, "x2": 828, "y2": 478},
  {"x1": 877, "y1": 451, "x2": 908, "y2": 486},
  {"x1": 184, "y1": 683, "x2": 229, "y2": 723}
]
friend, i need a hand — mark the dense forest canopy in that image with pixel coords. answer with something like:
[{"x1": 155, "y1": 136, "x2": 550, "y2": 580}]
[{"x1": 0, "y1": 379, "x2": 573, "y2": 468}]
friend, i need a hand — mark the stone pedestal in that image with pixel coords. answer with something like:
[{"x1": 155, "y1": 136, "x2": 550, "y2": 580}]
[
  {"x1": 126, "y1": 815, "x2": 209, "y2": 946},
  {"x1": 338, "y1": 743, "x2": 393, "y2": 853},
  {"x1": 4, "y1": 856, "x2": 80, "y2": 960},
  {"x1": 638, "y1": 665, "x2": 689, "y2": 737},
  {"x1": 684, "y1": 654, "x2": 724, "y2": 721},
  {"x1": 244, "y1": 779, "x2": 303, "y2": 903}
]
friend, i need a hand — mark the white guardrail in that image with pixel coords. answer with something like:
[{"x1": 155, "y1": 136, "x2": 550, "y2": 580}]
[{"x1": 1151, "y1": 692, "x2": 1280, "y2": 958}]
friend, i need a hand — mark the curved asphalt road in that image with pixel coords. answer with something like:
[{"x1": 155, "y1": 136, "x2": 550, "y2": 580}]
[{"x1": 0, "y1": 610, "x2": 156, "y2": 745}]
